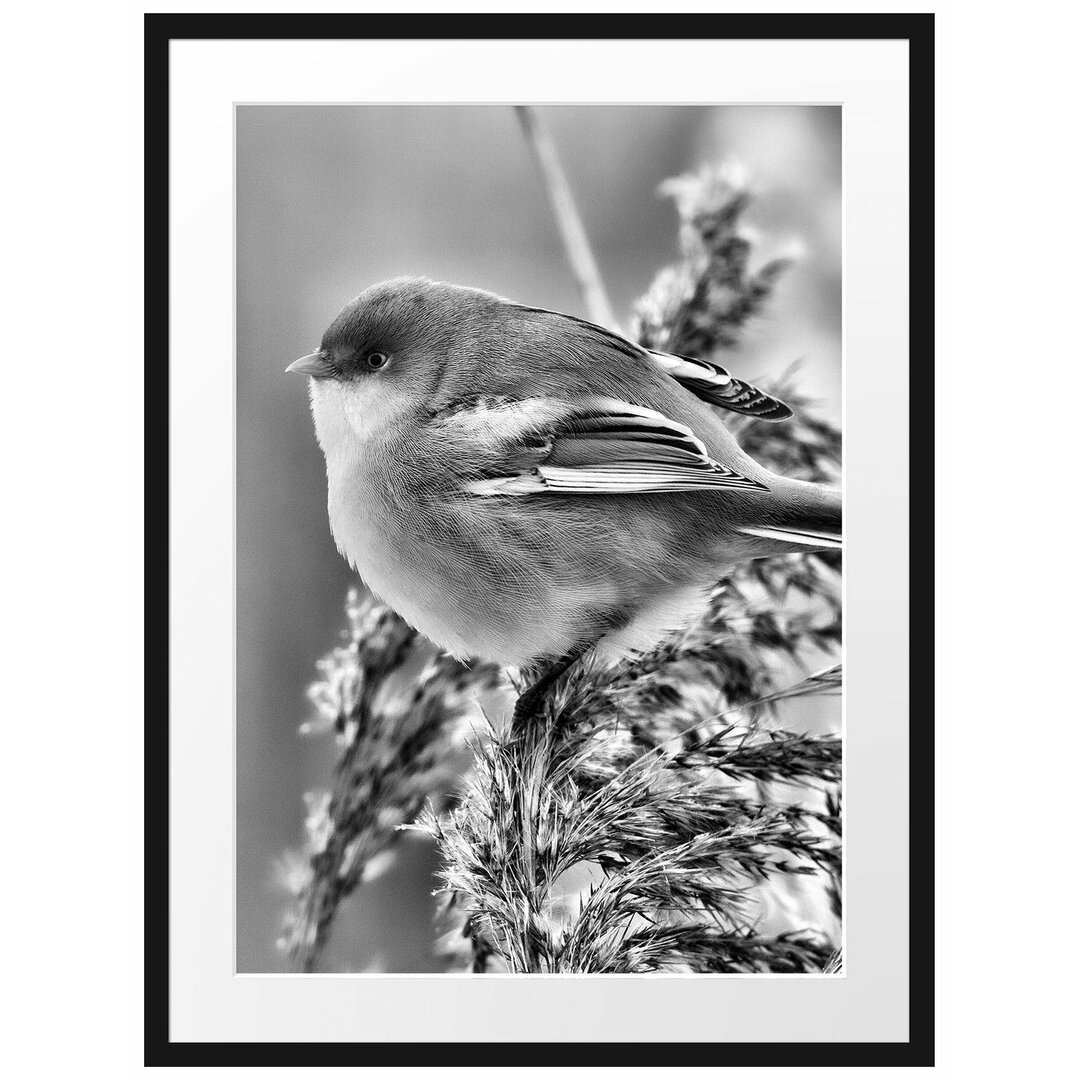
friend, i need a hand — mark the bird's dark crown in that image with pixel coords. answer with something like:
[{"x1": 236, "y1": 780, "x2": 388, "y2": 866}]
[{"x1": 317, "y1": 276, "x2": 497, "y2": 376}]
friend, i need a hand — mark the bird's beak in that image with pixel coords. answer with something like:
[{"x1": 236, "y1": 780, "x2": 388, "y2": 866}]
[{"x1": 286, "y1": 352, "x2": 336, "y2": 379}]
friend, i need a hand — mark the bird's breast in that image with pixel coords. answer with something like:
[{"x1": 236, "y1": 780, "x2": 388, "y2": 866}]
[
  {"x1": 325, "y1": 449, "x2": 403, "y2": 591},
  {"x1": 323, "y1": 447, "x2": 483, "y2": 657}
]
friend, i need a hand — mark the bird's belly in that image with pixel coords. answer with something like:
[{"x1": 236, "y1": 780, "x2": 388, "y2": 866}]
[
  {"x1": 326, "y1": 471, "x2": 720, "y2": 668},
  {"x1": 327, "y1": 486, "x2": 608, "y2": 666},
  {"x1": 590, "y1": 582, "x2": 713, "y2": 666}
]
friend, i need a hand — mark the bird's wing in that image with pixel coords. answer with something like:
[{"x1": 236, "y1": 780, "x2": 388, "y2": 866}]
[
  {"x1": 646, "y1": 350, "x2": 793, "y2": 422},
  {"x1": 507, "y1": 304, "x2": 793, "y2": 422},
  {"x1": 447, "y1": 396, "x2": 769, "y2": 496}
]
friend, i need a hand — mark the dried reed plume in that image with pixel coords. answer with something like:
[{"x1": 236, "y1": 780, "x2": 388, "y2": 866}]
[{"x1": 277, "y1": 592, "x2": 500, "y2": 971}]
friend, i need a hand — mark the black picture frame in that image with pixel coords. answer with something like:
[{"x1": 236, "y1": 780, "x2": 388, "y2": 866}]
[{"x1": 146, "y1": 12, "x2": 934, "y2": 1067}]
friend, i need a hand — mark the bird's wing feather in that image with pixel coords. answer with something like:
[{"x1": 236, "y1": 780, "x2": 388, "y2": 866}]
[
  {"x1": 446, "y1": 396, "x2": 768, "y2": 496},
  {"x1": 646, "y1": 350, "x2": 793, "y2": 421},
  {"x1": 507, "y1": 304, "x2": 792, "y2": 421}
]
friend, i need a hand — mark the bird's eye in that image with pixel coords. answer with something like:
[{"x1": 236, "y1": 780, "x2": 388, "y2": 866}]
[{"x1": 365, "y1": 351, "x2": 389, "y2": 370}]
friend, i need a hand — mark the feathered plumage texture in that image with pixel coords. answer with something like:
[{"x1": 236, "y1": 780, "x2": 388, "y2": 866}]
[
  {"x1": 301, "y1": 273, "x2": 840, "y2": 669},
  {"x1": 648, "y1": 348, "x2": 794, "y2": 420}
]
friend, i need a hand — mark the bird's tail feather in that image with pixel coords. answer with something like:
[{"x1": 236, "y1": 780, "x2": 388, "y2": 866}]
[
  {"x1": 739, "y1": 524, "x2": 842, "y2": 550},
  {"x1": 738, "y1": 478, "x2": 842, "y2": 554}
]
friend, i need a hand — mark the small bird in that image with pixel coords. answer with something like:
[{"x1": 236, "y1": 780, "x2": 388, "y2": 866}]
[{"x1": 289, "y1": 277, "x2": 840, "y2": 706}]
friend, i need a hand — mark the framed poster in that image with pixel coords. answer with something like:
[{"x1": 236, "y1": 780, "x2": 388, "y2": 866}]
[{"x1": 149, "y1": 12, "x2": 933, "y2": 1065}]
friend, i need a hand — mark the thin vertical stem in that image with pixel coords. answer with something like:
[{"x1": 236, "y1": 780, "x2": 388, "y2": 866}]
[{"x1": 514, "y1": 105, "x2": 619, "y2": 332}]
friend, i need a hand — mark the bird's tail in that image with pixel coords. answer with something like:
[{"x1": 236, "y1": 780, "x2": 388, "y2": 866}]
[{"x1": 738, "y1": 477, "x2": 842, "y2": 553}]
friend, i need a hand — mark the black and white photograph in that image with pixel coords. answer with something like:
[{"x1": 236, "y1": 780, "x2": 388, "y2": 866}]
[{"x1": 238, "y1": 103, "x2": 844, "y2": 976}]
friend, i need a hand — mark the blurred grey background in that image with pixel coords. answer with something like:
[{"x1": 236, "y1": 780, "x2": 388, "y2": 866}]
[{"x1": 236, "y1": 105, "x2": 841, "y2": 973}]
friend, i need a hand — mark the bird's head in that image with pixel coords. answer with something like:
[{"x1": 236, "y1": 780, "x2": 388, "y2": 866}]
[{"x1": 289, "y1": 277, "x2": 467, "y2": 451}]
